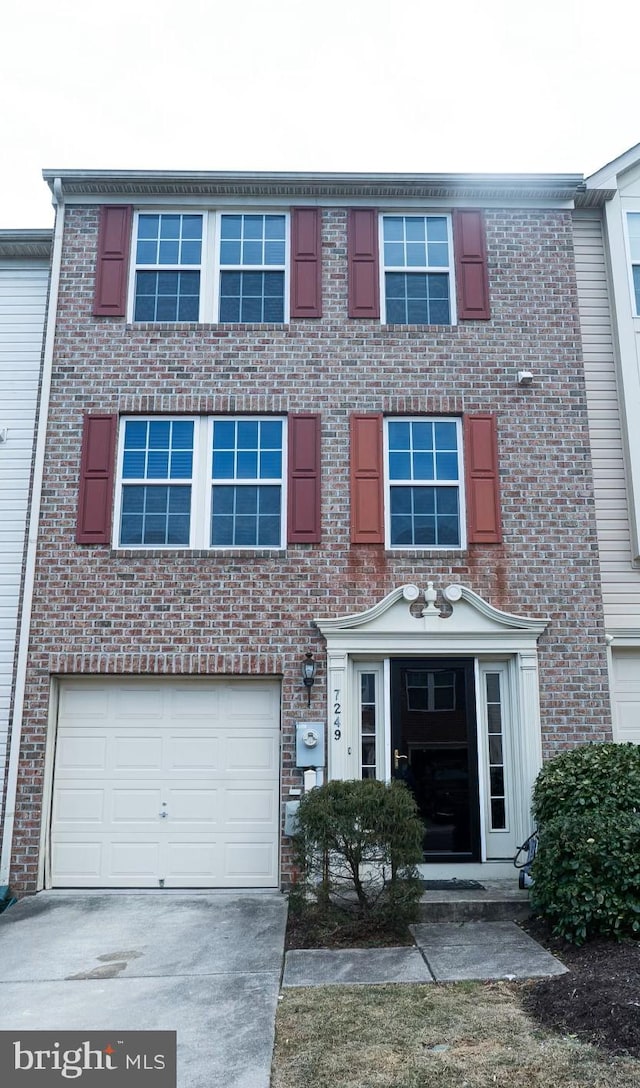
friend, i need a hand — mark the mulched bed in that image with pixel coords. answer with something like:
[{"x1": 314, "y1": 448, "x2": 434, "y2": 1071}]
[
  {"x1": 520, "y1": 917, "x2": 640, "y2": 1059},
  {"x1": 285, "y1": 907, "x2": 413, "y2": 949}
]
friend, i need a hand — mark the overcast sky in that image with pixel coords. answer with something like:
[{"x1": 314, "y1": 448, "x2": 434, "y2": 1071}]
[{"x1": 3, "y1": 0, "x2": 638, "y2": 228}]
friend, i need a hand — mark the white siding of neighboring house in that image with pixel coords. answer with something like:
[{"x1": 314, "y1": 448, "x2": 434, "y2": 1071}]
[
  {"x1": 0, "y1": 259, "x2": 49, "y2": 826},
  {"x1": 574, "y1": 211, "x2": 640, "y2": 627}
]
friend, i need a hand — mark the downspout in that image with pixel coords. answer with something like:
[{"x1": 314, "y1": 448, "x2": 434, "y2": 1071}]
[{"x1": 0, "y1": 178, "x2": 65, "y2": 888}]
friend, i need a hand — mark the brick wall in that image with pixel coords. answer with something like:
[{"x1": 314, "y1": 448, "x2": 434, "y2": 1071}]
[{"x1": 10, "y1": 204, "x2": 612, "y2": 892}]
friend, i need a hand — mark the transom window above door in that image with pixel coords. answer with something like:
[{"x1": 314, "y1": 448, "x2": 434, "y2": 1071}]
[
  {"x1": 116, "y1": 415, "x2": 286, "y2": 549},
  {"x1": 381, "y1": 215, "x2": 454, "y2": 325},
  {"x1": 130, "y1": 211, "x2": 289, "y2": 323}
]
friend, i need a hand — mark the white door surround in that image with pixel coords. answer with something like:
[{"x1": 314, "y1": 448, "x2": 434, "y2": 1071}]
[{"x1": 315, "y1": 582, "x2": 549, "y2": 873}]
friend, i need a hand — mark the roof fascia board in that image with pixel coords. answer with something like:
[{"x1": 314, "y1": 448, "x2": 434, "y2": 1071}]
[
  {"x1": 0, "y1": 230, "x2": 53, "y2": 259},
  {"x1": 42, "y1": 169, "x2": 584, "y2": 206}
]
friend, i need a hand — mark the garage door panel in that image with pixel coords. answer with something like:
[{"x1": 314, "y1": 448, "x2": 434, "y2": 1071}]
[
  {"x1": 110, "y1": 841, "x2": 161, "y2": 876},
  {"x1": 168, "y1": 735, "x2": 219, "y2": 771},
  {"x1": 167, "y1": 788, "x2": 218, "y2": 824},
  {"x1": 226, "y1": 734, "x2": 279, "y2": 774},
  {"x1": 52, "y1": 678, "x2": 280, "y2": 888},
  {"x1": 114, "y1": 735, "x2": 163, "y2": 770},
  {"x1": 52, "y1": 841, "x2": 103, "y2": 879},
  {"x1": 224, "y1": 788, "x2": 276, "y2": 826},
  {"x1": 56, "y1": 736, "x2": 107, "y2": 772},
  {"x1": 224, "y1": 840, "x2": 277, "y2": 880},
  {"x1": 115, "y1": 687, "x2": 165, "y2": 719},
  {"x1": 169, "y1": 687, "x2": 221, "y2": 718},
  {"x1": 112, "y1": 788, "x2": 163, "y2": 823},
  {"x1": 53, "y1": 789, "x2": 105, "y2": 824}
]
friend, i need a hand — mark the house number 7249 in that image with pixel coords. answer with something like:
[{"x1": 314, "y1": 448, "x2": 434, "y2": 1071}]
[{"x1": 333, "y1": 689, "x2": 342, "y2": 740}]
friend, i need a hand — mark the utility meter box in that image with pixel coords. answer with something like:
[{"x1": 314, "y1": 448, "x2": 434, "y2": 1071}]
[
  {"x1": 295, "y1": 721, "x2": 325, "y2": 768},
  {"x1": 284, "y1": 801, "x2": 300, "y2": 837}
]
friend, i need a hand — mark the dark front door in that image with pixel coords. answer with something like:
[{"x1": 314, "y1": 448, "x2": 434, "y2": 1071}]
[{"x1": 391, "y1": 658, "x2": 480, "y2": 861}]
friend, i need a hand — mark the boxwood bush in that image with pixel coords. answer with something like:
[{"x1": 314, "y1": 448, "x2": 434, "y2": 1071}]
[
  {"x1": 292, "y1": 778, "x2": 424, "y2": 929},
  {"x1": 530, "y1": 743, "x2": 640, "y2": 943}
]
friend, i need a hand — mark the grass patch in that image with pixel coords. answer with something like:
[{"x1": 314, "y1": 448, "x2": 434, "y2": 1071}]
[{"x1": 272, "y1": 982, "x2": 639, "y2": 1088}]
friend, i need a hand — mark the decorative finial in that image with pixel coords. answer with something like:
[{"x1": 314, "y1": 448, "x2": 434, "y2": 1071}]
[{"x1": 422, "y1": 581, "x2": 441, "y2": 617}]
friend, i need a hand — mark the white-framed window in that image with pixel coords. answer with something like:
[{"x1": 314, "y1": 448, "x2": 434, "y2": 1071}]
[
  {"x1": 384, "y1": 417, "x2": 465, "y2": 549},
  {"x1": 218, "y1": 213, "x2": 287, "y2": 323},
  {"x1": 130, "y1": 210, "x2": 289, "y2": 324},
  {"x1": 132, "y1": 213, "x2": 204, "y2": 322},
  {"x1": 380, "y1": 214, "x2": 455, "y2": 325},
  {"x1": 627, "y1": 212, "x2": 640, "y2": 316},
  {"x1": 354, "y1": 663, "x2": 385, "y2": 780},
  {"x1": 115, "y1": 416, "x2": 286, "y2": 549}
]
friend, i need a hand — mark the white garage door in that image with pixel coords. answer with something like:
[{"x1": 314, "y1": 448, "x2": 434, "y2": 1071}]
[
  {"x1": 611, "y1": 649, "x2": 640, "y2": 745},
  {"x1": 51, "y1": 678, "x2": 281, "y2": 888}
]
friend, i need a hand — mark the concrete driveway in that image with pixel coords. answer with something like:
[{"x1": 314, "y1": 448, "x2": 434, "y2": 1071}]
[{"x1": 0, "y1": 890, "x2": 287, "y2": 1088}]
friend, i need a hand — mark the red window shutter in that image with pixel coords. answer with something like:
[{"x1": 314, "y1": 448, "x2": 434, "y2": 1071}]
[
  {"x1": 76, "y1": 413, "x2": 118, "y2": 544},
  {"x1": 93, "y1": 205, "x2": 133, "y2": 317},
  {"x1": 290, "y1": 208, "x2": 322, "y2": 318},
  {"x1": 348, "y1": 209, "x2": 380, "y2": 319},
  {"x1": 464, "y1": 414, "x2": 502, "y2": 544},
  {"x1": 350, "y1": 413, "x2": 384, "y2": 543},
  {"x1": 453, "y1": 210, "x2": 490, "y2": 320},
  {"x1": 288, "y1": 414, "x2": 321, "y2": 543}
]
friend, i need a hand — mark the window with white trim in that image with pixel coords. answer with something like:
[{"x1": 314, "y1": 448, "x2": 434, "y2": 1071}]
[
  {"x1": 628, "y1": 213, "x2": 640, "y2": 315},
  {"x1": 355, "y1": 663, "x2": 384, "y2": 780},
  {"x1": 385, "y1": 417, "x2": 464, "y2": 548},
  {"x1": 116, "y1": 416, "x2": 286, "y2": 548},
  {"x1": 381, "y1": 214, "x2": 454, "y2": 325},
  {"x1": 131, "y1": 211, "x2": 288, "y2": 323},
  {"x1": 133, "y1": 214, "x2": 203, "y2": 321},
  {"x1": 219, "y1": 214, "x2": 286, "y2": 322}
]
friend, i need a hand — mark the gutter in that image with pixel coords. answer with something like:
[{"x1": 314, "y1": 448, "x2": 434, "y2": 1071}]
[{"x1": 0, "y1": 179, "x2": 65, "y2": 888}]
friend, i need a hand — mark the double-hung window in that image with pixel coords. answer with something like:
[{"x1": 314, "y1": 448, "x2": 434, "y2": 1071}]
[
  {"x1": 116, "y1": 416, "x2": 285, "y2": 549},
  {"x1": 218, "y1": 214, "x2": 287, "y2": 322},
  {"x1": 385, "y1": 417, "x2": 464, "y2": 548},
  {"x1": 211, "y1": 418, "x2": 284, "y2": 546},
  {"x1": 381, "y1": 214, "x2": 454, "y2": 324},
  {"x1": 133, "y1": 213, "x2": 203, "y2": 321},
  {"x1": 628, "y1": 213, "x2": 640, "y2": 315},
  {"x1": 130, "y1": 211, "x2": 288, "y2": 323}
]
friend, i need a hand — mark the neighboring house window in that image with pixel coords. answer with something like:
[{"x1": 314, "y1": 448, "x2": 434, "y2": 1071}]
[
  {"x1": 628, "y1": 213, "x2": 640, "y2": 315},
  {"x1": 405, "y1": 669, "x2": 456, "y2": 712},
  {"x1": 219, "y1": 214, "x2": 287, "y2": 322},
  {"x1": 133, "y1": 213, "x2": 203, "y2": 321},
  {"x1": 385, "y1": 417, "x2": 463, "y2": 548},
  {"x1": 115, "y1": 416, "x2": 285, "y2": 548},
  {"x1": 211, "y1": 418, "x2": 284, "y2": 546},
  {"x1": 381, "y1": 215, "x2": 454, "y2": 324}
]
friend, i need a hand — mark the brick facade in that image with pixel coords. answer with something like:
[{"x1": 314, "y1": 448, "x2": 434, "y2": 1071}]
[{"x1": 10, "y1": 196, "x2": 612, "y2": 893}]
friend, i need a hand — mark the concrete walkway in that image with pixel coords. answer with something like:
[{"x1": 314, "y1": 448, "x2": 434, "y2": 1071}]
[
  {"x1": 282, "y1": 920, "x2": 567, "y2": 987},
  {"x1": 0, "y1": 891, "x2": 288, "y2": 1088}
]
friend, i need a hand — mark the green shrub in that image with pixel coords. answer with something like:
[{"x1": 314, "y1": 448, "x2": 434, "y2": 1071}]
[
  {"x1": 532, "y1": 742, "x2": 640, "y2": 825},
  {"x1": 530, "y1": 743, "x2": 640, "y2": 944},
  {"x1": 292, "y1": 778, "x2": 424, "y2": 928},
  {"x1": 530, "y1": 807, "x2": 640, "y2": 944}
]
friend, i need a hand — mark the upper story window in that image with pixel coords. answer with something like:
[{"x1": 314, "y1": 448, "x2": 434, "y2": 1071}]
[
  {"x1": 628, "y1": 213, "x2": 640, "y2": 315},
  {"x1": 381, "y1": 215, "x2": 454, "y2": 325},
  {"x1": 115, "y1": 416, "x2": 285, "y2": 549},
  {"x1": 133, "y1": 214, "x2": 203, "y2": 321},
  {"x1": 219, "y1": 214, "x2": 286, "y2": 322},
  {"x1": 130, "y1": 211, "x2": 288, "y2": 323},
  {"x1": 385, "y1": 417, "x2": 463, "y2": 548}
]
